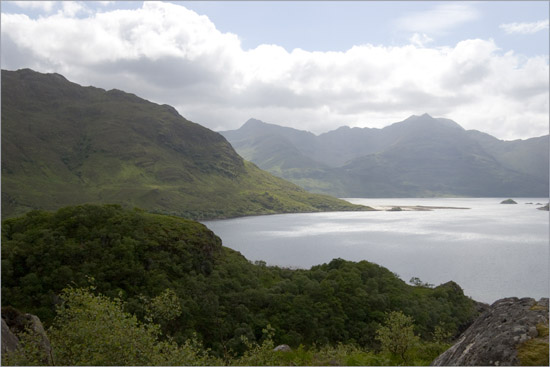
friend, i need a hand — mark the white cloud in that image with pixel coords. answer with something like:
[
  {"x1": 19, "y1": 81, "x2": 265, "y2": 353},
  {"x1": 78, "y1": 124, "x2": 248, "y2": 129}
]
[
  {"x1": 1, "y1": 2, "x2": 548, "y2": 140},
  {"x1": 500, "y1": 20, "x2": 549, "y2": 34},
  {"x1": 395, "y1": 3, "x2": 479, "y2": 34},
  {"x1": 59, "y1": 1, "x2": 90, "y2": 17},
  {"x1": 409, "y1": 33, "x2": 434, "y2": 47}
]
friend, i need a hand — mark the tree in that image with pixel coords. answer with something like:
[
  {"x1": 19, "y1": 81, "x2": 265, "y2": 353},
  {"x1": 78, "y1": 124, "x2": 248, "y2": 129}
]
[
  {"x1": 48, "y1": 286, "x2": 217, "y2": 366},
  {"x1": 375, "y1": 311, "x2": 419, "y2": 364},
  {"x1": 409, "y1": 277, "x2": 434, "y2": 288}
]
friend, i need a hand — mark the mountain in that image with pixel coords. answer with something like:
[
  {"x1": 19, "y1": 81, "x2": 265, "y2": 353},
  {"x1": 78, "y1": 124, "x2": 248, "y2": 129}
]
[
  {"x1": 1, "y1": 69, "x2": 367, "y2": 219},
  {"x1": 222, "y1": 119, "x2": 328, "y2": 173},
  {"x1": 221, "y1": 115, "x2": 549, "y2": 197}
]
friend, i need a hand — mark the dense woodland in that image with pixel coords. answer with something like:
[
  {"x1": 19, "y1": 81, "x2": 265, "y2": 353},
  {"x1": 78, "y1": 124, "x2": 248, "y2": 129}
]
[{"x1": 2, "y1": 204, "x2": 480, "y2": 365}]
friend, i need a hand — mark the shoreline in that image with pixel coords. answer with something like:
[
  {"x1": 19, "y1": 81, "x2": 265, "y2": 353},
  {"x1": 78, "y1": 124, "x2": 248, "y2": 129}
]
[{"x1": 371, "y1": 205, "x2": 471, "y2": 211}]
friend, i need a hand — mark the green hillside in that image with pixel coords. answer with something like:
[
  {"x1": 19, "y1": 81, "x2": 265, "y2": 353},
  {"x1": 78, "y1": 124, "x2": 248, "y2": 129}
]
[
  {"x1": 1, "y1": 69, "x2": 367, "y2": 219},
  {"x1": 2, "y1": 204, "x2": 479, "y2": 361}
]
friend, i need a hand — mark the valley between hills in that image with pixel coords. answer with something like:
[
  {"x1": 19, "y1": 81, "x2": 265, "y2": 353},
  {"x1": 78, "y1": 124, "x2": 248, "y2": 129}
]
[{"x1": 2, "y1": 69, "x2": 548, "y2": 366}]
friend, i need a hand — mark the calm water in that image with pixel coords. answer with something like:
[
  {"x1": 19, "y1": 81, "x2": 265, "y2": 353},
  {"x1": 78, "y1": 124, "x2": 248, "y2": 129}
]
[{"x1": 202, "y1": 198, "x2": 549, "y2": 304}]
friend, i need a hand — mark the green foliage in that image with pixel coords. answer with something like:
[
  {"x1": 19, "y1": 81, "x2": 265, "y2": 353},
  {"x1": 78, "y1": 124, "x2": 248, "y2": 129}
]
[
  {"x1": 233, "y1": 340, "x2": 392, "y2": 366},
  {"x1": 375, "y1": 311, "x2": 420, "y2": 364},
  {"x1": 1, "y1": 326, "x2": 51, "y2": 366},
  {"x1": 48, "y1": 286, "x2": 219, "y2": 366},
  {"x1": 433, "y1": 323, "x2": 453, "y2": 343},
  {"x1": 147, "y1": 288, "x2": 183, "y2": 325},
  {"x1": 231, "y1": 325, "x2": 278, "y2": 366},
  {"x1": 49, "y1": 286, "x2": 161, "y2": 365},
  {"x1": 2, "y1": 204, "x2": 222, "y2": 322},
  {"x1": 409, "y1": 277, "x2": 434, "y2": 288},
  {"x1": 517, "y1": 323, "x2": 549, "y2": 366},
  {"x1": 2, "y1": 204, "x2": 479, "y2": 360},
  {"x1": 311, "y1": 343, "x2": 392, "y2": 366},
  {"x1": 0, "y1": 293, "x2": 451, "y2": 367}
]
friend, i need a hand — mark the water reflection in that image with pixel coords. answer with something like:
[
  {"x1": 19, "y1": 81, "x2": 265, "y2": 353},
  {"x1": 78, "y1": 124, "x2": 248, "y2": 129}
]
[{"x1": 203, "y1": 198, "x2": 549, "y2": 303}]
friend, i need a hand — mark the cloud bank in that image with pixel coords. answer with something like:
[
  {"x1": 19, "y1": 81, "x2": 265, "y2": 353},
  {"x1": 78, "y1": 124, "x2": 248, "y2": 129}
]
[
  {"x1": 500, "y1": 20, "x2": 549, "y2": 35},
  {"x1": 1, "y1": 2, "x2": 548, "y2": 139},
  {"x1": 395, "y1": 3, "x2": 480, "y2": 34}
]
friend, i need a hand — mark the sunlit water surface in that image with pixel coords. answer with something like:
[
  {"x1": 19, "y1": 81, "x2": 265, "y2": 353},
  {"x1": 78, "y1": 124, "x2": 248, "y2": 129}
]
[{"x1": 203, "y1": 198, "x2": 549, "y2": 304}]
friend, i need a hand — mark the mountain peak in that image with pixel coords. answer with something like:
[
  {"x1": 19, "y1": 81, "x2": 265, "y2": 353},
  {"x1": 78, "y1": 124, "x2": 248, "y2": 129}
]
[
  {"x1": 405, "y1": 113, "x2": 434, "y2": 121},
  {"x1": 238, "y1": 119, "x2": 316, "y2": 138},
  {"x1": 399, "y1": 113, "x2": 464, "y2": 131},
  {"x1": 242, "y1": 118, "x2": 267, "y2": 128}
]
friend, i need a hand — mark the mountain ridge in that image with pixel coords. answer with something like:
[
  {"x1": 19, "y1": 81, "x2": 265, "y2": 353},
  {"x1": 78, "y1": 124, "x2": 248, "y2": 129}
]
[
  {"x1": 220, "y1": 115, "x2": 549, "y2": 197},
  {"x1": 1, "y1": 68, "x2": 368, "y2": 219}
]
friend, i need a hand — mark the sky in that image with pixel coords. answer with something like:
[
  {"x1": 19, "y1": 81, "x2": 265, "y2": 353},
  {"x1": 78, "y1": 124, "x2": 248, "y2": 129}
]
[{"x1": 1, "y1": 1, "x2": 549, "y2": 140}]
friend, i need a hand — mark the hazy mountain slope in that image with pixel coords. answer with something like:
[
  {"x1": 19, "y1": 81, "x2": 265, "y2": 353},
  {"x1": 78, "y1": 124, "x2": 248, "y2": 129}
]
[
  {"x1": 221, "y1": 114, "x2": 549, "y2": 197},
  {"x1": 223, "y1": 124, "x2": 328, "y2": 173},
  {"x1": 338, "y1": 138, "x2": 545, "y2": 198},
  {"x1": 221, "y1": 118, "x2": 327, "y2": 170},
  {"x1": 316, "y1": 126, "x2": 384, "y2": 166},
  {"x1": 1, "y1": 69, "x2": 366, "y2": 219},
  {"x1": 467, "y1": 130, "x2": 549, "y2": 182},
  {"x1": 222, "y1": 118, "x2": 380, "y2": 168},
  {"x1": 336, "y1": 114, "x2": 547, "y2": 197},
  {"x1": 220, "y1": 119, "x2": 337, "y2": 192}
]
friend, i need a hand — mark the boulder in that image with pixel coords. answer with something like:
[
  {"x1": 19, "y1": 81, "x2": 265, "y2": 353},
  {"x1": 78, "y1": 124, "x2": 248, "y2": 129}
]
[
  {"x1": 26, "y1": 314, "x2": 53, "y2": 360},
  {"x1": 537, "y1": 203, "x2": 549, "y2": 211},
  {"x1": 432, "y1": 297, "x2": 549, "y2": 366},
  {"x1": 273, "y1": 344, "x2": 292, "y2": 352},
  {"x1": 1, "y1": 318, "x2": 20, "y2": 353}
]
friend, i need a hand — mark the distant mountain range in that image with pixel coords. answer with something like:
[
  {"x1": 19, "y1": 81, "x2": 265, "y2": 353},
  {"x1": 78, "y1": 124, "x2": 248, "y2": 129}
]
[
  {"x1": 1, "y1": 69, "x2": 366, "y2": 219},
  {"x1": 221, "y1": 115, "x2": 549, "y2": 197}
]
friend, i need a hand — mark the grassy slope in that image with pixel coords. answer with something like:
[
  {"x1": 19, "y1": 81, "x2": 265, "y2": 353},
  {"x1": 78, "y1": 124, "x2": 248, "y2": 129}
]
[{"x1": 1, "y1": 69, "x2": 368, "y2": 219}]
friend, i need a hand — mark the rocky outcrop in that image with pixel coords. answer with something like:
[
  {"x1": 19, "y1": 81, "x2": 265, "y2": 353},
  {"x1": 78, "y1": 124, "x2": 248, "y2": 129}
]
[
  {"x1": 1, "y1": 318, "x2": 20, "y2": 353},
  {"x1": 537, "y1": 203, "x2": 549, "y2": 211},
  {"x1": 432, "y1": 297, "x2": 549, "y2": 366},
  {"x1": 1, "y1": 307, "x2": 53, "y2": 364},
  {"x1": 500, "y1": 199, "x2": 518, "y2": 204}
]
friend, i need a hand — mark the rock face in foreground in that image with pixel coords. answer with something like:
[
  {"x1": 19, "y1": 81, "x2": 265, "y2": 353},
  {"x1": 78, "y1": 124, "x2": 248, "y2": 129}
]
[
  {"x1": 432, "y1": 297, "x2": 549, "y2": 366},
  {"x1": 1, "y1": 318, "x2": 19, "y2": 353},
  {"x1": 1, "y1": 307, "x2": 53, "y2": 364}
]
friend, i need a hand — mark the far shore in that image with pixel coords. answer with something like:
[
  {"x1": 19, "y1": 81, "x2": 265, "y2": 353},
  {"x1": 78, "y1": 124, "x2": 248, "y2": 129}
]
[{"x1": 371, "y1": 205, "x2": 471, "y2": 211}]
